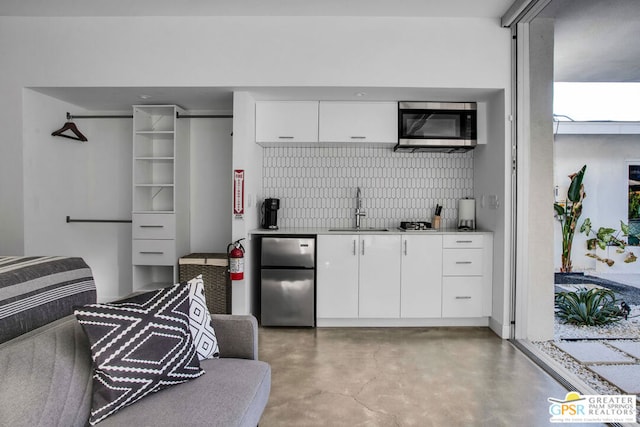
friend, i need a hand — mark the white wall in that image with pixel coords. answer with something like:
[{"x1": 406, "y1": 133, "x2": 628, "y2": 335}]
[
  {"x1": 0, "y1": 15, "x2": 511, "y2": 315},
  {"x1": 528, "y1": 18, "x2": 555, "y2": 341},
  {"x1": 23, "y1": 90, "x2": 133, "y2": 301},
  {"x1": 474, "y1": 90, "x2": 511, "y2": 338},
  {"x1": 231, "y1": 92, "x2": 262, "y2": 315},
  {"x1": 21, "y1": 92, "x2": 233, "y2": 301},
  {"x1": 189, "y1": 116, "x2": 233, "y2": 253},
  {"x1": 554, "y1": 134, "x2": 640, "y2": 273}
]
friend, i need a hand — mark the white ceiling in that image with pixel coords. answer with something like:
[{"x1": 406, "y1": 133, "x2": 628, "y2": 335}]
[
  {"x1": 31, "y1": 86, "x2": 502, "y2": 112},
  {"x1": 0, "y1": 0, "x2": 512, "y2": 18},
  {"x1": 31, "y1": 87, "x2": 236, "y2": 113}
]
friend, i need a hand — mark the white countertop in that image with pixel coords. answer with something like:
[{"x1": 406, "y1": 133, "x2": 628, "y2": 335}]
[{"x1": 249, "y1": 227, "x2": 492, "y2": 236}]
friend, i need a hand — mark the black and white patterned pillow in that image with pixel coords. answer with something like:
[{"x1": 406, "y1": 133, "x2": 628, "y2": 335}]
[
  {"x1": 75, "y1": 282, "x2": 204, "y2": 425},
  {"x1": 187, "y1": 275, "x2": 220, "y2": 360}
]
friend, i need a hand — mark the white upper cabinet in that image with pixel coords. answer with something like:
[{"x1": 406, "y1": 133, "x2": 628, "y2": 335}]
[
  {"x1": 255, "y1": 100, "x2": 398, "y2": 146},
  {"x1": 318, "y1": 101, "x2": 398, "y2": 144},
  {"x1": 255, "y1": 101, "x2": 319, "y2": 145}
]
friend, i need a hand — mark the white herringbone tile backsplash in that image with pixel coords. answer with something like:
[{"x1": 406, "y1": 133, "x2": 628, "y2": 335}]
[{"x1": 262, "y1": 146, "x2": 473, "y2": 229}]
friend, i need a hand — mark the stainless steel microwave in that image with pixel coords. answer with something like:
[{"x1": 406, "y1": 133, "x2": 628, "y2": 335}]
[{"x1": 395, "y1": 102, "x2": 477, "y2": 153}]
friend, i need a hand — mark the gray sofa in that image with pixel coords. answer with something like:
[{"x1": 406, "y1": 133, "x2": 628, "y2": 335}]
[{"x1": 0, "y1": 257, "x2": 271, "y2": 427}]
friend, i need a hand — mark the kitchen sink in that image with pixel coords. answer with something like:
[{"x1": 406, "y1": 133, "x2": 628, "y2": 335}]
[{"x1": 328, "y1": 227, "x2": 389, "y2": 232}]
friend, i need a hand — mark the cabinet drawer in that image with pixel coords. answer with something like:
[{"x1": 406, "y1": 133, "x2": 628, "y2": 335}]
[
  {"x1": 133, "y1": 213, "x2": 175, "y2": 239},
  {"x1": 442, "y1": 249, "x2": 483, "y2": 276},
  {"x1": 442, "y1": 277, "x2": 483, "y2": 317},
  {"x1": 133, "y1": 239, "x2": 176, "y2": 266},
  {"x1": 443, "y1": 234, "x2": 484, "y2": 249}
]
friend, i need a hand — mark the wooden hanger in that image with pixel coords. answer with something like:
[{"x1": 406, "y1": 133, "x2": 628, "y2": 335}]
[{"x1": 51, "y1": 113, "x2": 88, "y2": 141}]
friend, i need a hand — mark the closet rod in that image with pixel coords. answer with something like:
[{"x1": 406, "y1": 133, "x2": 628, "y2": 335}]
[
  {"x1": 176, "y1": 112, "x2": 233, "y2": 119},
  {"x1": 67, "y1": 112, "x2": 132, "y2": 120},
  {"x1": 66, "y1": 216, "x2": 132, "y2": 224},
  {"x1": 65, "y1": 112, "x2": 233, "y2": 120}
]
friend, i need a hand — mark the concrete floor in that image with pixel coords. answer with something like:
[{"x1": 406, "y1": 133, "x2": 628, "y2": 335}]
[{"x1": 257, "y1": 327, "x2": 587, "y2": 427}]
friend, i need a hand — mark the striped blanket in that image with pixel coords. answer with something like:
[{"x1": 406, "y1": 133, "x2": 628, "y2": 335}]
[{"x1": 0, "y1": 256, "x2": 96, "y2": 344}]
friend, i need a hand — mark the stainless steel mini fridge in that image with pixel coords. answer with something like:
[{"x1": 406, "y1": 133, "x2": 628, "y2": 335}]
[{"x1": 260, "y1": 236, "x2": 315, "y2": 327}]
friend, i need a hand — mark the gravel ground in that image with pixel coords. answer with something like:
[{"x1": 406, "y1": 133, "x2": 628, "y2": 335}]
[
  {"x1": 532, "y1": 300, "x2": 640, "y2": 423},
  {"x1": 533, "y1": 340, "x2": 631, "y2": 395},
  {"x1": 533, "y1": 335, "x2": 640, "y2": 423},
  {"x1": 553, "y1": 304, "x2": 640, "y2": 339}
]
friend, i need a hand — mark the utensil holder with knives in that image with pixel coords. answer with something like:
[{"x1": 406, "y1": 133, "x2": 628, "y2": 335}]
[{"x1": 433, "y1": 204, "x2": 442, "y2": 229}]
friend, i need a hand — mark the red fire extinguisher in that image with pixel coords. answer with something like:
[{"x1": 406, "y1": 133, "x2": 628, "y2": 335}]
[{"x1": 227, "y1": 239, "x2": 245, "y2": 281}]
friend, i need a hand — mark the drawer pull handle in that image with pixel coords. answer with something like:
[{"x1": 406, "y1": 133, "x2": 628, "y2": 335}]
[
  {"x1": 456, "y1": 240, "x2": 473, "y2": 243},
  {"x1": 300, "y1": 244, "x2": 309, "y2": 247},
  {"x1": 455, "y1": 296, "x2": 472, "y2": 300},
  {"x1": 456, "y1": 261, "x2": 472, "y2": 264},
  {"x1": 278, "y1": 136, "x2": 294, "y2": 139},
  {"x1": 140, "y1": 251, "x2": 164, "y2": 255},
  {"x1": 140, "y1": 225, "x2": 164, "y2": 228},
  {"x1": 350, "y1": 136, "x2": 367, "y2": 139}
]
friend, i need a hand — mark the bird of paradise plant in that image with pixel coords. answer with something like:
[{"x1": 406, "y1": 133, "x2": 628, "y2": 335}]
[{"x1": 554, "y1": 165, "x2": 587, "y2": 272}]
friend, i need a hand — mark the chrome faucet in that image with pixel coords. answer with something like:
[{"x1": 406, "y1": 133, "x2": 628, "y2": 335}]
[{"x1": 355, "y1": 187, "x2": 366, "y2": 229}]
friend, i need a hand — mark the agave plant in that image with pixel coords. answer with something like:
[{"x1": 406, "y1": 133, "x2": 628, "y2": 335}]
[
  {"x1": 554, "y1": 165, "x2": 587, "y2": 272},
  {"x1": 554, "y1": 287, "x2": 623, "y2": 326}
]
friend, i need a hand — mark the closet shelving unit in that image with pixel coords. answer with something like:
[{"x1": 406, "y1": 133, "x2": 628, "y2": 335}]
[{"x1": 132, "y1": 105, "x2": 190, "y2": 292}]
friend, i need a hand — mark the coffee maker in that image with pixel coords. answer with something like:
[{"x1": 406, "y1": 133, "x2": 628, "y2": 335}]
[{"x1": 262, "y1": 198, "x2": 280, "y2": 230}]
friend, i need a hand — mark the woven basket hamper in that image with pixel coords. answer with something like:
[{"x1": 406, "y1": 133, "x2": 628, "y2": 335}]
[{"x1": 179, "y1": 253, "x2": 231, "y2": 314}]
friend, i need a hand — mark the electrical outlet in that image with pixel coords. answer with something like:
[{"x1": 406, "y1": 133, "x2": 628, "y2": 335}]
[{"x1": 488, "y1": 195, "x2": 499, "y2": 209}]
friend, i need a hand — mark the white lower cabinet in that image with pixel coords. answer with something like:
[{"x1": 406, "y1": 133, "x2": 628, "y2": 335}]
[
  {"x1": 317, "y1": 232, "x2": 492, "y2": 324},
  {"x1": 400, "y1": 235, "x2": 443, "y2": 318},
  {"x1": 442, "y1": 249, "x2": 483, "y2": 276},
  {"x1": 316, "y1": 234, "x2": 400, "y2": 318},
  {"x1": 316, "y1": 235, "x2": 359, "y2": 318},
  {"x1": 442, "y1": 277, "x2": 484, "y2": 317},
  {"x1": 442, "y1": 234, "x2": 490, "y2": 317},
  {"x1": 358, "y1": 235, "x2": 401, "y2": 318}
]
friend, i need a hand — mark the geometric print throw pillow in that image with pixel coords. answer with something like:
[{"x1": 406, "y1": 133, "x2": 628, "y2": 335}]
[
  {"x1": 186, "y1": 275, "x2": 220, "y2": 360},
  {"x1": 74, "y1": 282, "x2": 204, "y2": 425}
]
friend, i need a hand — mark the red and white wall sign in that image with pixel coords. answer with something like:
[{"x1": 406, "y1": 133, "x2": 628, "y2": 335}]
[{"x1": 233, "y1": 169, "x2": 245, "y2": 218}]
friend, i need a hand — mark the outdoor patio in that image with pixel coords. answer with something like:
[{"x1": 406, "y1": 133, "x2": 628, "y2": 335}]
[{"x1": 530, "y1": 272, "x2": 640, "y2": 423}]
